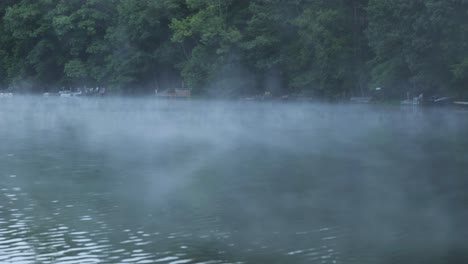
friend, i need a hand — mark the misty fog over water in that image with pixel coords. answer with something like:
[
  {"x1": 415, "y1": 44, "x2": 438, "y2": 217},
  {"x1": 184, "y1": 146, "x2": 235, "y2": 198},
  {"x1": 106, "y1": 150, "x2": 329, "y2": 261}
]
[{"x1": 1, "y1": 97, "x2": 468, "y2": 264}]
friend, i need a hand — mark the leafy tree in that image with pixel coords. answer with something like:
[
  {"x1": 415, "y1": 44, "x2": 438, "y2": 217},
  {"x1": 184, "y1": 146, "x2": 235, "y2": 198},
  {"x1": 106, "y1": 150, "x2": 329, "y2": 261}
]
[
  {"x1": 106, "y1": 0, "x2": 185, "y2": 93},
  {"x1": 367, "y1": 0, "x2": 468, "y2": 98},
  {"x1": 289, "y1": 0, "x2": 369, "y2": 97},
  {"x1": 171, "y1": 0, "x2": 247, "y2": 95},
  {"x1": 0, "y1": 0, "x2": 465, "y2": 97},
  {"x1": 1, "y1": 0, "x2": 60, "y2": 91},
  {"x1": 51, "y1": 0, "x2": 116, "y2": 87}
]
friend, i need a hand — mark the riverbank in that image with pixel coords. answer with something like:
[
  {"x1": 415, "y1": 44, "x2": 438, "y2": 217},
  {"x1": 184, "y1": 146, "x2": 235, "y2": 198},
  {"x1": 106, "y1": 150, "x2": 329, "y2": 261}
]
[{"x1": 2, "y1": 91, "x2": 468, "y2": 109}]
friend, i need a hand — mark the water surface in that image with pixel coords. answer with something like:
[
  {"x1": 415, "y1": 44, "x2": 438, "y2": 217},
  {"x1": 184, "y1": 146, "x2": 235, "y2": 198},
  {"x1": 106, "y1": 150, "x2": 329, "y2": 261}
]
[{"x1": 1, "y1": 97, "x2": 467, "y2": 263}]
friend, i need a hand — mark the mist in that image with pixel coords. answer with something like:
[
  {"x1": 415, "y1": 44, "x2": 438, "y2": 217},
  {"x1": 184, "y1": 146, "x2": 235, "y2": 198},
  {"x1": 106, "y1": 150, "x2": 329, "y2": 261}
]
[{"x1": 1, "y1": 97, "x2": 468, "y2": 263}]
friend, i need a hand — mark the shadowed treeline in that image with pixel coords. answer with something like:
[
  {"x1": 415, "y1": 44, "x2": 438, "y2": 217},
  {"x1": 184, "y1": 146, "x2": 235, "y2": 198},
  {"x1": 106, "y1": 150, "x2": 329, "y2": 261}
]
[{"x1": 0, "y1": 0, "x2": 467, "y2": 98}]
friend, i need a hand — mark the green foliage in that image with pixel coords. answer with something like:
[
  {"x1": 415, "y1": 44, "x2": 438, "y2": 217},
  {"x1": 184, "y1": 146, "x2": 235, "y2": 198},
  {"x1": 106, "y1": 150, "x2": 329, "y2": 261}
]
[
  {"x1": 0, "y1": 0, "x2": 466, "y2": 97},
  {"x1": 170, "y1": 0, "x2": 245, "y2": 93},
  {"x1": 367, "y1": 0, "x2": 468, "y2": 97}
]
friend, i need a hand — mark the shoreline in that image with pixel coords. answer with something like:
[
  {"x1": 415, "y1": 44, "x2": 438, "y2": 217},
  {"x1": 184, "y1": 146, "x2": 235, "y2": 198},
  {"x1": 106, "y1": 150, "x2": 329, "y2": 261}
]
[{"x1": 1, "y1": 93, "x2": 468, "y2": 109}]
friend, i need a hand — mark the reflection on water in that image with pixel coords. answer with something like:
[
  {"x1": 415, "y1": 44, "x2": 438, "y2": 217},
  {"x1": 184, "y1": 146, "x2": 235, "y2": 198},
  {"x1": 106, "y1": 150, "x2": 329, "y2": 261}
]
[
  {"x1": 1, "y1": 181, "x2": 341, "y2": 264},
  {"x1": 1, "y1": 97, "x2": 468, "y2": 263}
]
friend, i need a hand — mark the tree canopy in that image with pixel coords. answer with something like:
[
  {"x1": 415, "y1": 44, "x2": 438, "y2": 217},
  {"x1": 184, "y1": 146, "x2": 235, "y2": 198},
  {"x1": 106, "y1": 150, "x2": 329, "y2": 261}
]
[{"x1": 0, "y1": 0, "x2": 466, "y2": 98}]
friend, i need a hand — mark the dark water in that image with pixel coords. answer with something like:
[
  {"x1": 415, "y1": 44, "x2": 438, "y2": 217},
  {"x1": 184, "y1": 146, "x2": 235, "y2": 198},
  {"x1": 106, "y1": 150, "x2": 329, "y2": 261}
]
[{"x1": 1, "y1": 97, "x2": 467, "y2": 264}]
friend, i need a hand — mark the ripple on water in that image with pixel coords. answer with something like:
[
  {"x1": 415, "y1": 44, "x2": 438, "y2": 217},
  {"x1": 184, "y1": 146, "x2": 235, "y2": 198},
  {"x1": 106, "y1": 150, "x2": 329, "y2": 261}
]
[
  {"x1": 80, "y1": 216, "x2": 93, "y2": 221},
  {"x1": 1, "y1": 164, "x2": 347, "y2": 264}
]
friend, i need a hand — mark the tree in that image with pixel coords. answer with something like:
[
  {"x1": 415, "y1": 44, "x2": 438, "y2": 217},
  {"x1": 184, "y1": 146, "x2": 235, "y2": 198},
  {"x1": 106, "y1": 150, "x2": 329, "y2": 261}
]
[
  {"x1": 1, "y1": 0, "x2": 61, "y2": 91},
  {"x1": 289, "y1": 0, "x2": 369, "y2": 97},
  {"x1": 51, "y1": 0, "x2": 116, "y2": 88},
  {"x1": 0, "y1": 0, "x2": 465, "y2": 97},
  {"x1": 106, "y1": 0, "x2": 185, "y2": 93},
  {"x1": 171, "y1": 0, "x2": 247, "y2": 95},
  {"x1": 367, "y1": 0, "x2": 468, "y2": 98}
]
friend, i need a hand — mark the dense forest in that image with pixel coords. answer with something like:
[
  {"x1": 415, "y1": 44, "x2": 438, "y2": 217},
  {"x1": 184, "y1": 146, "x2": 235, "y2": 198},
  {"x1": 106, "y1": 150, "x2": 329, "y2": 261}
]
[{"x1": 0, "y1": 0, "x2": 467, "y2": 98}]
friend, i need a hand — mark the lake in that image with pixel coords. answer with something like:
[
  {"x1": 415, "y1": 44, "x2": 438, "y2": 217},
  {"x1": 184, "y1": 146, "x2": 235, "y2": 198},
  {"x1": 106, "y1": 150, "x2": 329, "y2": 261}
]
[{"x1": 1, "y1": 97, "x2": 467, "y2": 263}]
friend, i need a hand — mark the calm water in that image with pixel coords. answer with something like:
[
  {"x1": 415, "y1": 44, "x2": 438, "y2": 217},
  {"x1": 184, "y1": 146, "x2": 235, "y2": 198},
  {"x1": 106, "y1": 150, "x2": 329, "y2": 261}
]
[{"x1": 1, "y1": 97, "x2": 467, "y2": 264}]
